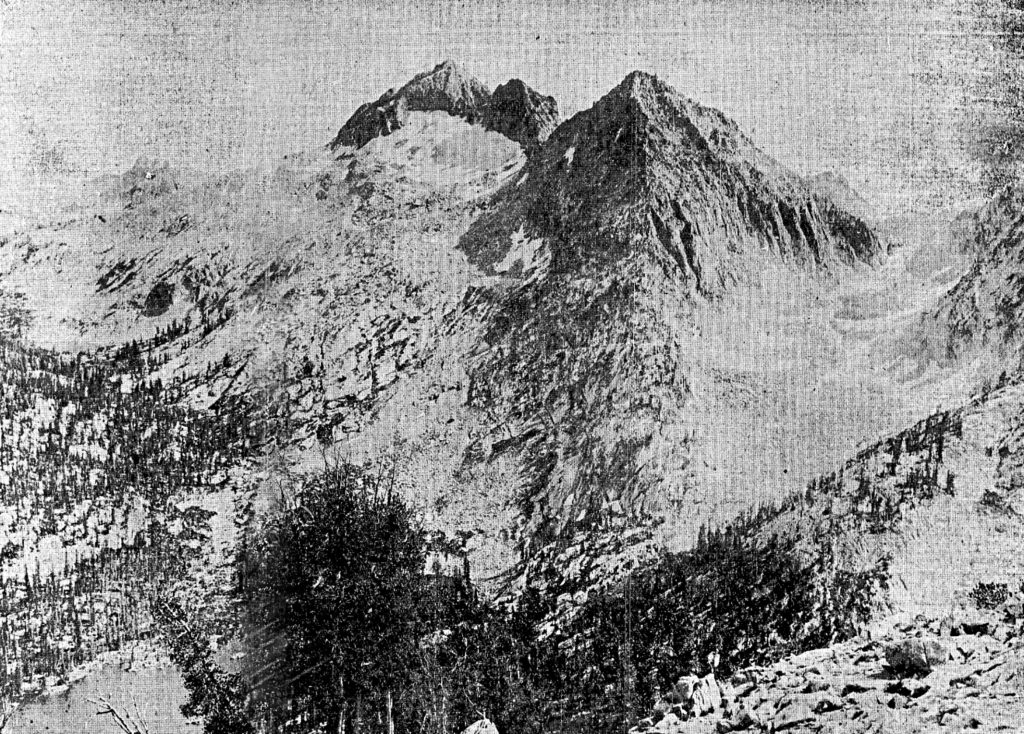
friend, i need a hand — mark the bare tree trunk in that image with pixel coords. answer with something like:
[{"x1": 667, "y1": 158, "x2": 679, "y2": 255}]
[
  {"x1": 386, "y1": 689, "x2": 394, "y2": 734},
  {"x1": 338, "y1": 673, "x2": 346, "y2": 734}
]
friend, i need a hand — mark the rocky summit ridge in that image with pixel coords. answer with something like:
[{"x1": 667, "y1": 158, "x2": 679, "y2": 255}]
[
  {"x1": 329, "y1": 61, "x2": 559, "y2": 153},
  {"x1": 461, "y1": 71, "x2": 880, "y2": 293}
]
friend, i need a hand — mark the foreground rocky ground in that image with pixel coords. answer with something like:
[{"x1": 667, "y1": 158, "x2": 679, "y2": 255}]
[{"x1": 632, "y1": 594, "x2": 1024, "y2": 734}]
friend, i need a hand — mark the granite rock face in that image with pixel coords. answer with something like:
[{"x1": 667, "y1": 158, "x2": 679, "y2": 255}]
[
  {"x1": 933, "y1": 182, "x2": 1024, "y2": 362},
  {"x1": 481, "y1": 78, "x2": 559, "y2": 153}
]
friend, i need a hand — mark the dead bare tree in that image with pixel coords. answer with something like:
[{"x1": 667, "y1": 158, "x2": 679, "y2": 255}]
[{"x1": 88, "y1": 695, "x2": 150, "y2": 734}]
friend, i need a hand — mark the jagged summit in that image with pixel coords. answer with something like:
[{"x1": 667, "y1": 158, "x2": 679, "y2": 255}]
[
  {"x1": 329, "y1": 61, "x2": 491, "y2": 150},
  {"x1": 482, "y1": 79, "x2": 559, "y2": 153},
  {"x1": 393, "y1": 60, "x2": 491, "y2": 117},
  {"x1": 462, "y1": 70, "x2": 880, "y2": 291},
  {"x1": 329, "y1": 61, "x2": 560, "y2": 154}
]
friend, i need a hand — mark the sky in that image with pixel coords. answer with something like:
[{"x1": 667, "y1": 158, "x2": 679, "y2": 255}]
[{"x1": 0, "y1": 0, "x2": 1021, "y2": 215}]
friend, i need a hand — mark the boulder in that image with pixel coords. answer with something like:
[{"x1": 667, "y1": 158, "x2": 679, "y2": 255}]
[
  {"x1": 884, "y1": 637, "x2": 949, "y2": 675},
  {"x1": 691, "y1": 674, "x2": 723, "y2": 716},
  {"x1": 811, "y1": 693, "x2": 843, "y2": 713},
  {"x1": 772, "y1": 701, "x2": 815, "y2": 731},
  {"x1": 729, "y1": 707, "x2": 762, "y2": 730},
  {"x1": 668, "y1": 674, "x2": 699, "y2": 704},
  {"x1": 654, "y1": 712, "x2": 682, "y2": 732},
  {"x1": 886, "y1": 678, "x2": 930, "y2": 698},
  {"x1": 460, "y1": 719, "x2": 499, "y2": 734}
]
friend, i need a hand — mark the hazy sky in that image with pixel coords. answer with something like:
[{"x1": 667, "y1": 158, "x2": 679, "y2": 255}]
[{"x1": 0, "y1": 0, "x2": 1020, "y2": 214}]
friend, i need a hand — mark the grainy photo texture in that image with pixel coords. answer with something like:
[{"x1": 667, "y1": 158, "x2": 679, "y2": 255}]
[{"x1": 1, "y1": 1, "x2": 1024, "y2": 732}]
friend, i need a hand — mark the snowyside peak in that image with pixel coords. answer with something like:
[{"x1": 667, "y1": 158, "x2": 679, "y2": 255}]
[
  {"x1": 329, "y1": 61, "x2": 493, "y2": 150},
  {"x1": 396, "y1": 60, "x2": 492, "y2": 115}
]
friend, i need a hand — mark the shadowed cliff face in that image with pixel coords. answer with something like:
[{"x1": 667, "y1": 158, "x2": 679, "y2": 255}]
[
  {"x1": 329, "y1": 61, "x2": 493, "y2": 150},
  {"x1": 931, "y1": 183, "x2": 1024, "y2": 368},
  {"x1": 457, "y1": 71, "x2": 883, "y2": 546},
  {"x1": 482, "y1": 79, "x2": 560, "y2": 154}
]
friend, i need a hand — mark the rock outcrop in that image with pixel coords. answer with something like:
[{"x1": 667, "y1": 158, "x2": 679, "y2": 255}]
[
  {"x1": 805, "y1": 171, "x2": 876, "y2": 225},
  {"x1": 481, "y1": 79, "x2": 559, "y2": 153}
]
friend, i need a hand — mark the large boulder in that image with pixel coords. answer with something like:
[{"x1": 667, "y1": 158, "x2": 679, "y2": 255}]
[
  {"x1": 691, "y1": 674, "x2": 723, "y2": 716},
  {"x1": 666, "y1": 673, "x2": 723, "y2": 717},
  {"x1": 772, "y1": 700, "x2": 815, "y2": 731},
  {"x1": 884, "y1": 637, "x2": 950, "y2": 675}
]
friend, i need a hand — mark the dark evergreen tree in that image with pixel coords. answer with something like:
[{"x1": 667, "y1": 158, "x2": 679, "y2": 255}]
[{"x1": 246, "y1": 465, "x2": 425, "y2": 734}]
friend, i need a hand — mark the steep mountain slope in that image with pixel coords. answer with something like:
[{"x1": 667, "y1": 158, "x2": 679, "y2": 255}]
[
  {"x1": 806, "y1": 171, "x2": 877, "y2": 226},
  {"x1": 931, "y1": 183, "x2": 1024, "y2": 369},
  {"x1": 0, "y1": 68, "x2": 942, "y2": 610},
  {"x1": 0, "y1": 69, "x2": 941, "y2": 607},
  {"x1": 458, "y1": 71, "x2": 882, "y2": 546},
  {"x1": 588, "y1": 374, "x2": 1024, "y2": 733},
  {"x1": 0, "y1": 113, "x2": 532, "y2": 582}
]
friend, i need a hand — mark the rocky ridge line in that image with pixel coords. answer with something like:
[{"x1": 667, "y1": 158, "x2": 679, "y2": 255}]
[{"x1": 329, "y1": 61, "x2": 559, "y2": 153}]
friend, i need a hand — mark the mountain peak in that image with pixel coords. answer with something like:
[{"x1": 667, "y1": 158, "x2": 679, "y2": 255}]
[
  {"x1": 603, "y1": 71, "x2": 702, "y2": 119},
  {"x1": 617, "y1": 69, "x2": 668, "y2": 96},
  {"x1": 482, "y1": 79, "x2": 560, "y2": 153},
  {"x1": 329, "y1": 61, "x2": 492, "y2": 150},
  {"x1": 329, "y1": 62, "x2": 562, "y2": 154},
  {"x1": 462, "y1": 71, "x2": 879, "y2": 290},
  {"x1": 398, "y1": 60, "x2": 491, "y2": 114}
]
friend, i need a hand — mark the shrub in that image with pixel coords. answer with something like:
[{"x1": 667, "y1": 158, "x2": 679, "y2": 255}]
[{"x1": 971, "y1": 581, "x2": 1010, "y2": 610}]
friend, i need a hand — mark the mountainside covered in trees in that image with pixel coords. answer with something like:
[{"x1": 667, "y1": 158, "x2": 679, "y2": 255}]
[{"x1": 1, "y1": 62, "x2": 1022, "y2": 734}]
